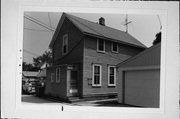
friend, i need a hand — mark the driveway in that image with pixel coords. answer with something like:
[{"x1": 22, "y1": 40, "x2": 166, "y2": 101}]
[{"x1": 21, "y1": 94, "x2": 138, "y2": 107}]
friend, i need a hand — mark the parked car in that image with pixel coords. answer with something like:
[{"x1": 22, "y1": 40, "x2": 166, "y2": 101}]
[
  {"x1": 22, "y1": 79, "x2": 38, "y2": 94},
  {"x1": 35, "y1": 79, "x2": 45, "y2": 97}
]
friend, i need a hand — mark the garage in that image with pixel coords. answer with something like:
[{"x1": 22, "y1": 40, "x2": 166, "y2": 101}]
[
  {"x1": 117, "y1": 43, "x2": 161, "y2": 108},
  {"x1": 124, "y1": 69, "x2": 160, "y2": 107}
]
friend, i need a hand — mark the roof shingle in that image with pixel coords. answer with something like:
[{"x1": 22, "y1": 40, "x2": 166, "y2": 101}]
[{"x1": 50, "y1": 13, "x2": 147, "y2": 48}]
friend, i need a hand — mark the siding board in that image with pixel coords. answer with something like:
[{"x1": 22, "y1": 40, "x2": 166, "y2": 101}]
[{"x1": 83, "y1": 35, "x2": 144, "y2": 96}]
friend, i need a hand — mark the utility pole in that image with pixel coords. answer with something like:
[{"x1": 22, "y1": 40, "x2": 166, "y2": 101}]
[{"x1": 124, "y1": 14, "x2": 132, "y2": 33}]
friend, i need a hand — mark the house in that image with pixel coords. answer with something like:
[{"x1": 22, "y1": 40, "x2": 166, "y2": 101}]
[
  {"x1": 45, "y1": 13, "x2": 146, "y2": 102},
  {"x1": 117, "y1": 43, "x2": 161, "y2": 108},
  {"x1": 37, "y1": 62, "x2": 50, "y2": 80}
]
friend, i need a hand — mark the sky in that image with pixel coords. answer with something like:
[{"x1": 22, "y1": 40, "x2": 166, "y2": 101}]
[{"x1": 23, "y1": 12, "x2": 161, "y2": 63}]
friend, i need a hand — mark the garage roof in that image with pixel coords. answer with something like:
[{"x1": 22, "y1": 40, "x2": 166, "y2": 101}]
[
  {"x1": 49, "y1": 13, "x2": 147, "y2": 49},
  {"x1": 22, "y1": 71, "x2": 39, "y2": 78},
  {"x1": 117, "y1": 43, "x2": 161, "y2": 68}
]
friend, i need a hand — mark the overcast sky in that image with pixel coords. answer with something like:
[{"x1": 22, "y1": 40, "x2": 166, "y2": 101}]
[{"x1": 23, "y1": 12, "x2": 161, "y2": 63}]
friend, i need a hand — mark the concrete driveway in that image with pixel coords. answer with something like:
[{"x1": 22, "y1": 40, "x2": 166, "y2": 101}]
[{"x1": 21, "y1": 94, "x2": 137, "y2": 107}]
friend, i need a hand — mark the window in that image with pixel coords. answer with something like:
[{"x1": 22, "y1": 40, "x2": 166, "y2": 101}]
[
  {"x1": 108, "y1": 66, "x2": 116, "y2": 86},
  {"x1": 62, "y1": 34, "x2": 68, "y2": 55},
  {"x1": 56, "y1": 68, "x2": 61, "y2": 83},
  {"x1": 51, "y1": 73, "x2": 54, "y2": 83},
  {"x1": 92, "y1": 64, "x2": 102, "y2": 86},
  {"x1": 97, "y1": 38, "x2": 105, "y2": 52},
  {"x1": 112, "y1": 42, "x2": 118, "y2": 53}
]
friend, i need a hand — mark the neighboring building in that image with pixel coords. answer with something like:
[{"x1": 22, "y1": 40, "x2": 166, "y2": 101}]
[
  {"x1": 117, "y1": 43, "x2": 161, "y2": 108},
  {"x1": 22, "y1": 71, "x2": 39, "y2": 82},
  {"x1": 37, "y1": 62, "x2": 50, "y2": 80},
  {"x1": 45, "y1": 13, "x2": 146, "y2": 102}
]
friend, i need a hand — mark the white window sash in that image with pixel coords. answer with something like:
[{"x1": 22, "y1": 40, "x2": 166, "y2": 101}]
[
  {"x1": 92, "y1": 64, "x2": 102, "y2": 86},
  {"x1": 108, "y1": 66, "x2": 116, "y2": 86}
]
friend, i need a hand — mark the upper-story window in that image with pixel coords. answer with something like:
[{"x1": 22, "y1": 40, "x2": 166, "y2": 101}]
[
  {"x1": 62, "y1": 34, "x2": 68, "y2": 55},
  {"x1": 112, "y1": 42, "x2": 118, "y2": 53},
  {"x1": 97, "y1": 38, "x2": 105, "y2": 52}
]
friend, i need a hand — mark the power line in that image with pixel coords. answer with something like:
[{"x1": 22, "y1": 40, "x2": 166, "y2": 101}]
[
  {"x1": 23, "y1": 49, "x2": 40, "y2": 56},
  {"x1": 24, "y1": 14, "x2": 55, "y2": 32},
  {"x1": 48, "y1": 12, "x2": 54, "y2": 36},
  {"x1": 24, "y1": 27, "x2": 52, "y2": 32}
]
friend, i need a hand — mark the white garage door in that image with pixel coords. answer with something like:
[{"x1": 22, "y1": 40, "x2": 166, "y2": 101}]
[{"x1": 124, "y1": 69, "x2": 160, "y2": 107}]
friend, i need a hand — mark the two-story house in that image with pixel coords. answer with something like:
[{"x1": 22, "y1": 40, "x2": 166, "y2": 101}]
[{"x1": 44, "y1": 13, "x2": 146, "y2": 102}]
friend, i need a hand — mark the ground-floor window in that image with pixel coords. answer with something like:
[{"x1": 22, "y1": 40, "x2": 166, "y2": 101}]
[
  {"x1": 56, "y1": 68, "x2": 61, "y2": 83},
  {"x1": 92, "y1": 64, "x2": 102, "y2": 86},
  {"x1": 108, "y1": 66, "x2": 116, "y2": 86},
  {"x1": 51, "y1": 73, "x2": 54, "y2": 82}
]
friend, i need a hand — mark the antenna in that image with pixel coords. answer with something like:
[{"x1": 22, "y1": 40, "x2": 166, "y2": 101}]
[
  {"x1": 124, "y1": 14, "x2": 132, "y2": 33},
  {"x1": 157, "y1": 15, "x2": 162, "y2": 30}
]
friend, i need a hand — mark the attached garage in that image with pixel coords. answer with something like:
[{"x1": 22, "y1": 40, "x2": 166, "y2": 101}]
[
  {"x1": 124, "y1": 69, "x2": 160, "y2": 107},
  {"x1": 117, "y1": 43, "x2": 161, "y2": 108}
]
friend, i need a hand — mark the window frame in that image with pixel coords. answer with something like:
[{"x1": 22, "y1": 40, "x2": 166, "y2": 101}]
[
  {"x1": 56, "y1": 68, "x2": 61, "y2": 83},
  {"x1": 92, "y1": 64, "x2": 102, "y2": 87},
  {"x1": 108, "y1": 65, "x2": 116, "y2": 86},
  {"x1": 111, "y1": 42, "x2": 118, "y2": 53},
  {"x1": 97, "y1": 38, "x2": 105, "y2": 53},
  {"x1": 62, "y1": 34, "x2": 68, "y2": 55}
]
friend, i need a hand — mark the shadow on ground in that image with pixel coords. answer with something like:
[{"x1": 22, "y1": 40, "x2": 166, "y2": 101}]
[
  {"x1": 21, "y1": 95, "x2": 62, "y2": 104},
  {"x1": 95, "y1": 100, "x2": 142, "y2": 107}
]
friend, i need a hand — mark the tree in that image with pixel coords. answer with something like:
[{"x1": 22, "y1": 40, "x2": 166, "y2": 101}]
[
  {"x1": 33, "y1": 50, "x2": 52, "y2": 67},
  {"x1": 153, "y1": 32, "x2": 161, "y2": 45},
  {"x1": 22, "y1": 62, "x2": 39, "y2": 71}
]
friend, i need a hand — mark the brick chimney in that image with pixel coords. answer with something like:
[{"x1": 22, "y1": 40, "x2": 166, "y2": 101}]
[{"x1": 99, "y1": 17, "x2": 105, "y2": 26}]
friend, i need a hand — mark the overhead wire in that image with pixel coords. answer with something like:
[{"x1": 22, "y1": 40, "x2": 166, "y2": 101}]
[
  {"x1": 24, "y1": 14, "x2": 55, "y2": 32},
  {"x1": 48, "y1": 12, "x2": 54, "y2": 37},
  {"x1": 23, "y1": 49, "x2": 40, "y2": 57},
  {"x1": 24, "y1": 27, "x2": 52, "y2": 32},
  {"x1": 23, "y1": 14, "x2": 55, "y2": 62}
]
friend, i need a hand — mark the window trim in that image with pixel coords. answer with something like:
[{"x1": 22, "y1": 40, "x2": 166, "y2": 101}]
[
  {"x1": 62, "y1": 34, "x2": 68, "y2": 55},
  {"x1": 108, "y1": 65, "x2": 116, "y2": 86},
  {"x1": 92, "y1": 64, "x2": 102, "y2": 86},
  {"x1": 111, "y1": 42, "x2": 118, "y2": 53},
  {"x1": 56, "y1": 68, "x2": 61, "y2": 83},
  {"x1": 97, "y1": 38, "x2": 105, "y2": 53}
]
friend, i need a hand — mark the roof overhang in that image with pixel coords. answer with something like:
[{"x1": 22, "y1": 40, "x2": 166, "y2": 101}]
[{"x1": 83, "y1": 32, "x2": 147, "y2": 49}]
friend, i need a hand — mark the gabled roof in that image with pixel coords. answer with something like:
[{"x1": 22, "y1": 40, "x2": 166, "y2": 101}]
[
  {"x1": 37, "y1": 62, "x2": 50, "y2": 69},
  {"x1": 117, "y1": 43, "x2": 161, "y2": 68},
  {"x1": 37, "y1": 69, "x2": 46, "y2": 77},
  {"x1": 22, "y1": 71, "x2": 39, "y2": 77},
  {"x1": 49, "y1": 13, "x2": 147, "y2": 49}
]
